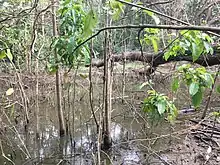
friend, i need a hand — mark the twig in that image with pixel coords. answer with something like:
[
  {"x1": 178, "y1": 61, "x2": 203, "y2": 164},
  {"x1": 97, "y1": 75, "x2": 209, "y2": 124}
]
[
  {"x1": 202, "y1": 65, "x2": 220, "y2": 119},
  {"x1": 89, "y1": 39, "x2": 99, "y2": 131},
  {"x1": 0, "y1": 0, "x2": 38, "y2": 24},
  {"x1": 189, "y1": 119, "x2": 220, "y2": 132},
  {"x1": 0, "y1": 140, "x2": 15, "y2": 165},
  {"x1": 2, "y1": 110, "x2": 31, "y2": 158},
  {"x1": 140, "y1": 144, "x2": 172, "y2": 165},
  {"x1": 116, "y1": 0, "x2": 220, "y2": 37}
]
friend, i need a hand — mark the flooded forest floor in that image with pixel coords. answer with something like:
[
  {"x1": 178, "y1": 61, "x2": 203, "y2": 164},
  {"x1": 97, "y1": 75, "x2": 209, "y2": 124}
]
[{"x1": 0, "y1": 62, "x2": 220, "y2": 165}]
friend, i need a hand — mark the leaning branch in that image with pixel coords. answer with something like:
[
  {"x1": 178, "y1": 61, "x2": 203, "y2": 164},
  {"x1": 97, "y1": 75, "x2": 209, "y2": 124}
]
[{"x1": 73, "y1": 24, "x2": 220, "y2": 54}]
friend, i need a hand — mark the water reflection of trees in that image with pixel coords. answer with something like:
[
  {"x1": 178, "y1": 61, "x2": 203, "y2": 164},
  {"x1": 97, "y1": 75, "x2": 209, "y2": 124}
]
[{"x1": 4, "y1": 121, "x2": 144, "y2": 164}]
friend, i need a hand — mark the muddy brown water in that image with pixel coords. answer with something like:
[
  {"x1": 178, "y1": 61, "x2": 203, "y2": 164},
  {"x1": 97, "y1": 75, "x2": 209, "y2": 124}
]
[{"x1": 0, "y1": 68, "x2": 219, "y2": 165}]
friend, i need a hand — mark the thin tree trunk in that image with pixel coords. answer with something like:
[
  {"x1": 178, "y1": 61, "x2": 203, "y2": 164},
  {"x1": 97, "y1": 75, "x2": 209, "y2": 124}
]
[
  {"x1": 102, "y1": 10, "x2": 112, "y2": 149},
  {"x1": 51, "y1": 0, "x2": 65, "y2": 136},
  {"x1": 89, "y1": 40, "x2": 99, "y2": 131},
  {"x1": 35, "y1": 44, "x2": 43, "y2": 139},
  {"x1": 122, "y1": 48, "x2": 126, "y2": 103},
  {"x1": 35, "y1": 2, "x2": 46, "y2": 139},
  {"x1": 97, "y1": 112, "x2": 102, "y2": 165}
]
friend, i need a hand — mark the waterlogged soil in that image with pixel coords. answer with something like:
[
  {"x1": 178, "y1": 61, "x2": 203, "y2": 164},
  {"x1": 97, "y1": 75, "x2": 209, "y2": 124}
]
[{"x1": 0, "y1": 62, "x2": 220, "y2": 165}]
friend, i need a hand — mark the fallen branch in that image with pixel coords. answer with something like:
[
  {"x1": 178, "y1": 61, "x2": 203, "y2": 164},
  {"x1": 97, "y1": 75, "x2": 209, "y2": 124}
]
[{"x1": 88, "y1": 48, "x2": 220, "y2": 74}]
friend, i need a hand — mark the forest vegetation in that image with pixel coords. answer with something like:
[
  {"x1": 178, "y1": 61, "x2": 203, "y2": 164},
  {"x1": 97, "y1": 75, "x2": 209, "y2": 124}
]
[{"x1": 0, "y1": 0, "x2": 220, "y2": 164}]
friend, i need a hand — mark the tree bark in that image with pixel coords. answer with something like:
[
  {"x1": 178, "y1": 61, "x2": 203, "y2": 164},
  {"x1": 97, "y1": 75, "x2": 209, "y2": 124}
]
[
  {"x1": 102, "y1": 9, "x2": 112, "y2": 150},
  {"x1": 51, "y1": 0, "x2": 65, "y2": 136}
]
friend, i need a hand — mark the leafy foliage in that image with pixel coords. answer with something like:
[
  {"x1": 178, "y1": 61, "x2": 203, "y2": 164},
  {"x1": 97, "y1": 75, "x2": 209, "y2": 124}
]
[
  {"x1": 142, "y1": 90, "x2": 178, "y2": 124},
  {"x1": 164, "y1": 30, "x2": 214, "y2": 61},
  {"x1": 50, "y1": 0, "x2": 97, "y2": 71},
  {"x1": 143, "y1": 28, "x2": 160, "y2": 53},
  {"x1": 0, "y1": 46, "x2": 13, "y2": 63},
  {"x1": 108, "y1": 0, "x2": 125, "y2": 20},
  {"x1": 82, "y1": 9, "x2": 97, "y2": 39},
  {"x1": 172, "y1": 64, "x2": 214, "y2": 108}
]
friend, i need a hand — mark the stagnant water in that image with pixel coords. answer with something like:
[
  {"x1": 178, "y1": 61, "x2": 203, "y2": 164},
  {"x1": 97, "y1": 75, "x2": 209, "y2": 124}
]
[
  {"x1": 1, "y1": 106, "x2": 186, "y2": 165},
  {"x1": 0, "y1": 72, "x2": 218, "y2": 165}
]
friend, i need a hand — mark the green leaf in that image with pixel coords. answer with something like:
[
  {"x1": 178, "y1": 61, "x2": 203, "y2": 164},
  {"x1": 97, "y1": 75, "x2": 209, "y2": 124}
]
[
  {"x1": 164, "y1": 52, "x2": 170, "y2": 61},
  {"x1": 109, "y1": 0, "x2": 124, "y2": 20},
  {"x1": 189, "y1": 82, "x2": 199, "y2": 96},
  {"x1": 6, "y1": 88, "x2": 14, "y2": 96},
  {"x1": 112, "y1": 9, "x2": 122, "y2": 20},
  {"x1": 144, "y1": 10, "x2": 153, "y2": 16},
  {"x1": 47, "y1": 64, "x2": 58, "y2": 75},
  {"x1": 211, "y1": 111, "x2": 220, "y2": 117},
  {"x1": 192, "y1": 43, "x2": 198, "y2": 62},
  {"x1": 192, "y1": 87, "x2": 203, "y2": 108},
  {"x1": 216, "y1": 85, "x2": 220, "y2": 94},
  {"x1": 0, "y1": 50, "x2": 6, "y2": 60},
  {"x1": 157, "y1": 101, "x2": 166, "y2": 115},
  {"x1": 6, "y1": 49, "x2": 13, "y2": 62},
  {"x1": 204, "y1": 73, "x2": 214, "y2": 88},
  {"x1": 82, "y1": 9, "x2": 97, "y2": 39},
  {"x1": 171, "y1": 77, "x2": 179, "y2": 92},
  {"x1": 151, "y1": 38, "x2": 158, "y2": 53},
  {"x1": 145, "y1": 28, "x2": 159, "y2": 34},
  {"x1": 63, "y1": 0, "x2": 71, "y2": 6},
  {"x1": 147, "y1": 89, "x2": 156, "y2": 95},
  {"x1": 202, "y1": 33, "x2": 213, "y2": 43},
  {"x1": 180, "y1": 30, "x2": 188, "y2": 35},
  {"x1": 210, "y1": 47, "x2": 214, "y2": 55}
]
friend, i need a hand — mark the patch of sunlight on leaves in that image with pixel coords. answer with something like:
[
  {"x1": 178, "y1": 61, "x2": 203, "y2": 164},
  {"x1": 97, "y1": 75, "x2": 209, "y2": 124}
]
[{"x1": 0, "y1": 50, "x2": 6, "y2": 60}]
